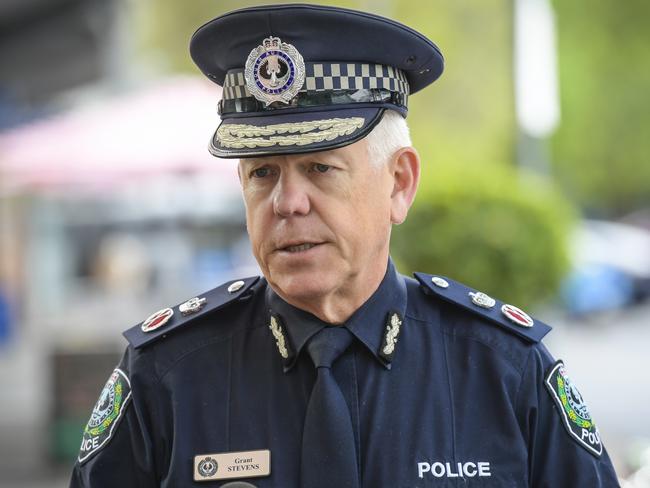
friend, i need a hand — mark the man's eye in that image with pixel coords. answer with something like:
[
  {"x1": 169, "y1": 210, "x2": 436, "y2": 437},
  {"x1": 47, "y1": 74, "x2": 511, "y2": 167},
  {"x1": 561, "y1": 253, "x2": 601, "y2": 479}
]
[
  {"x1": 251, "y1": 167, "x2": 271, "y2": 178},
  {"x1": 313, "y1": 163, "x2": 331, "y2": 173}
]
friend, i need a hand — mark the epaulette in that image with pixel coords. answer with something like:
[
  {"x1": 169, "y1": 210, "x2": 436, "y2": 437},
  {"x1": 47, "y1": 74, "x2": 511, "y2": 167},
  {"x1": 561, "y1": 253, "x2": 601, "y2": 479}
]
[
  {"x1": 414, "y1": 272, "x2": 551, "y2": 343},
  {"x1": 123, "y1": 276, "x2": 260, "y2": 349}
]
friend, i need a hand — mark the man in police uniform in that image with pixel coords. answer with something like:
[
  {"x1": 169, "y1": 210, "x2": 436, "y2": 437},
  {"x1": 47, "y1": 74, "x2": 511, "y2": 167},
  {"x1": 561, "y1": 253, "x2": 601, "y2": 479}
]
[{"x1": 70, "y1": 4, "x2": 620, "y2": 487}]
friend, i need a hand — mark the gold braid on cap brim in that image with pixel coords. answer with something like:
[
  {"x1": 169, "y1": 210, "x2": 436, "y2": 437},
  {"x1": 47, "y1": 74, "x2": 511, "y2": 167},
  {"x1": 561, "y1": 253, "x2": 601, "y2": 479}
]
[{"x1": 216, "y1": 117, "x2": 365, "y2": 148}]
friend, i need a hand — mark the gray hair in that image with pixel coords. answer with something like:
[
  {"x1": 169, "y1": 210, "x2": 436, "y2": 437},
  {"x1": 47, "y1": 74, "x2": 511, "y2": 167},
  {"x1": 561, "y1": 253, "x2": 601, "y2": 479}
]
[{"x1": 365, "y1": 110, "x2": 412, "y2": 166}]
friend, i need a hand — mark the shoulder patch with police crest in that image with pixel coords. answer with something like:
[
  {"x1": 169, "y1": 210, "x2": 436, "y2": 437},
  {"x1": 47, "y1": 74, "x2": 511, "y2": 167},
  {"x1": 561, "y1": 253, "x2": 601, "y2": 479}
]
[
  {"x1": 78, "y1": 368, "x2": 132, "y2": 463},
  {"x1": 545, "y1": 360, "x2": 602, "y2": 457}
]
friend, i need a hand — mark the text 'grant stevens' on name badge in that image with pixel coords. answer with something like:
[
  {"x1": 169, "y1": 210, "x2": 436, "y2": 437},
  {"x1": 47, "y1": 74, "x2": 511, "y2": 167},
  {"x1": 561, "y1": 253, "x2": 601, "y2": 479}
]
[{"x1": 193, "y1": 449, "x2": 271, "y2": 482}]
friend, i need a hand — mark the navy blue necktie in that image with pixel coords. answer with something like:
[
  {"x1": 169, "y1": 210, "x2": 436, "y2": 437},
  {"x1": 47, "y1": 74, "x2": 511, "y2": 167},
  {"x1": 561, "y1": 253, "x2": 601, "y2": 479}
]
[{"x1": 300, "y1": 326, "x2": 360, "y2": 488}]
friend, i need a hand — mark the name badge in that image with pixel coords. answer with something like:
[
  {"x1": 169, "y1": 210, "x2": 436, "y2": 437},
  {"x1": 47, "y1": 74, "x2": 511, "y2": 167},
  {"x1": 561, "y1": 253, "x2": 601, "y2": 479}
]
[{"x1": 194, "y1": 449, "x2": 271, "y2": 482}]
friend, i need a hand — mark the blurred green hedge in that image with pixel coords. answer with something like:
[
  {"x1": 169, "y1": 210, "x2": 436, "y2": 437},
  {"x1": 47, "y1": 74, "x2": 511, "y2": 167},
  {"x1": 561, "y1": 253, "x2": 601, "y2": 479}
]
[{"x1": 391, "y1": 164, "x2": 576, "y2": 309}]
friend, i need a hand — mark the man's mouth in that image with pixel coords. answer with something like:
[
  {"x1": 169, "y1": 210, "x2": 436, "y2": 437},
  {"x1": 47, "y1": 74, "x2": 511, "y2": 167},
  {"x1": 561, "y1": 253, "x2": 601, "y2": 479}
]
[{"x1": 279, "y1": 242, "x2": 322, "y2": 253}]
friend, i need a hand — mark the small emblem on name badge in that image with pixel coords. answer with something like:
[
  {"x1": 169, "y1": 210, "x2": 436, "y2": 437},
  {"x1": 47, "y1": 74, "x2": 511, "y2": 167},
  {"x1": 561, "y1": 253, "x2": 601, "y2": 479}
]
[
  {"x1": 245, "y1": 36, "x2": 305, "y2": 106},
  {"x1": 193, "y1": 449, "x2": 271, "y2": 482},
  {"x1": 469, "y1": 291, "x2": 496, "y2": 309},
  {"x1": 197, "y1": 457, "x2": 218, "y2": 478},
  {"x1": 141, "y1": 307, "x2": 174, "y2": 332},
  {"x1": 179, "y1": 297, "x2": 207, "y2": 316}
]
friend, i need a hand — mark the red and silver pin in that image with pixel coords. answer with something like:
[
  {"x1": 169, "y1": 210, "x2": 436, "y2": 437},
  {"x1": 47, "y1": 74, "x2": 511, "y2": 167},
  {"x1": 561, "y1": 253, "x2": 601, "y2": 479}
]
[
  {"x1": 141, "y1": 307, "x2": 174, "y2": 333},
  {"x1": 501, "y1": 304, "x2": 534, "y2": 328}
]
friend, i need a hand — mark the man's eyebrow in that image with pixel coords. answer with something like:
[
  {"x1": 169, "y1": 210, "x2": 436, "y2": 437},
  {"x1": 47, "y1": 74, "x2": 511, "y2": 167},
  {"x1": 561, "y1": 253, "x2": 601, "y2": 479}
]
[{"x1": 240, "y1": 159, "x2": 267, "y2": 168}]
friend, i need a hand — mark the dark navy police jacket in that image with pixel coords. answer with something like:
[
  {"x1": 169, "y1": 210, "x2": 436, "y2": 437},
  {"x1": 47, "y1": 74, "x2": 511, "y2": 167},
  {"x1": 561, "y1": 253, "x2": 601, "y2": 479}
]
[{"x1": 70, "y1": 261, "x2": 620, "y2": 487}]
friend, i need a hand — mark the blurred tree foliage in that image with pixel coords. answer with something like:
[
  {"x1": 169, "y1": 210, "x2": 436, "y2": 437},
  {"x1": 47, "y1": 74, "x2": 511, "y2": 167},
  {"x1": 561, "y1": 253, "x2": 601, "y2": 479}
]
[
  {"x1": 392, "y1": 165, "x2": 575, "y2": 309},
  {"x1": 551, "y1": 0, "x2": 650, "y2": 216}
]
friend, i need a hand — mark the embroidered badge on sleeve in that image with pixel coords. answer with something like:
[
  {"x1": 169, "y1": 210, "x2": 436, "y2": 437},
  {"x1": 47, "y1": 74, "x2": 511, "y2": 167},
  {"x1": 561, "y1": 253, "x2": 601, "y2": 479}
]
[
  {"x1": 78, "y1": 368, "x2": 133, "y2": 463},
  {"x1": 544, "y1": 360, "x2": 602, "y2": 457}
]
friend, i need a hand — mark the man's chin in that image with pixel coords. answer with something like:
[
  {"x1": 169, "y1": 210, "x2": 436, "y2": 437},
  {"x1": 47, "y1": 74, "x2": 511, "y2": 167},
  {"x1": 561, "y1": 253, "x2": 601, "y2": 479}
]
[{"x1": 268, "y1": 270, "x2": 337, "y2": 305}]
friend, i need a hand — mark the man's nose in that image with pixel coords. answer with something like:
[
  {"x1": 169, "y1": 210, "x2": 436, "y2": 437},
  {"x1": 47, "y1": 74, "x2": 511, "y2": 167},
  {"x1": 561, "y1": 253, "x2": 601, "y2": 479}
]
[{"x1": 273, "y1": 172, "x2": 311, "y2": 217}]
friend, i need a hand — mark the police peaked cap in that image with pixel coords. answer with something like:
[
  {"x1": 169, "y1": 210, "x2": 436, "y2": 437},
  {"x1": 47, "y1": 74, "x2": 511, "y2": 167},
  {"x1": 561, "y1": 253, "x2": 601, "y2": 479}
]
[{"x1": 190, "y1": 4, "x2": 444, "y2": 158}]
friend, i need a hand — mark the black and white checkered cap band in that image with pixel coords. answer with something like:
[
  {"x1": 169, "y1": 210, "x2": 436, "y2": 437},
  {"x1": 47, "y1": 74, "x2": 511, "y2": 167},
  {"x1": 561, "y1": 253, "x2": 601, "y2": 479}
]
[{"x1": 222, "y1": 62, "x2": 409, "y2": 101}]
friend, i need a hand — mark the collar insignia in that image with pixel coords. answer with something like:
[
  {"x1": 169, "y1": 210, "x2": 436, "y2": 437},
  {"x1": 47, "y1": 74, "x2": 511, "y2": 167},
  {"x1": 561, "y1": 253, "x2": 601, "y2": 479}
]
[
  {"x1": 245, "y1": 36, "x2": 305, "y2": 106},
  {"x1": 379, "y1": 311, "x2": 403, "y2": 363},
  {"x1": 269, "y1": 314, "x2": 292, "y2": 360}
]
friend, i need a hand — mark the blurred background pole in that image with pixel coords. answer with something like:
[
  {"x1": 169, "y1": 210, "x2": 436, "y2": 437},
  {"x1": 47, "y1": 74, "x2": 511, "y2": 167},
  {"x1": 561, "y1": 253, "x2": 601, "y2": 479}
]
[{"x1": 514, "y1": 0, "x2": 560, "y2": 176}]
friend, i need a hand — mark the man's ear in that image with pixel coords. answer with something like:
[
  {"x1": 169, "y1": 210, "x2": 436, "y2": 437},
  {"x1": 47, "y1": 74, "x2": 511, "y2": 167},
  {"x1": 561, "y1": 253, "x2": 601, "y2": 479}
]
[{"x1": 389, "y1": 147, "x2": 420, "y2": 225}]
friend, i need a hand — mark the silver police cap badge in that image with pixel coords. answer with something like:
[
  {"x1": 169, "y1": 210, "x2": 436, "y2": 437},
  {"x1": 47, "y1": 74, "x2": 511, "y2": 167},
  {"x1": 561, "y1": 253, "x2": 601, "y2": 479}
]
[{"x1": 244, "y1": 36, "x2": 305, "y2": 106}]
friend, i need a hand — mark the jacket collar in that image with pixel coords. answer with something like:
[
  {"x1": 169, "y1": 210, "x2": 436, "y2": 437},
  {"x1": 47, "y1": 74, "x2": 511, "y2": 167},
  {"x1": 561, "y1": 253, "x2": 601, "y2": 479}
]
[{"x1": 265, "y1": 258, "x2": 408, "y2": 372}]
